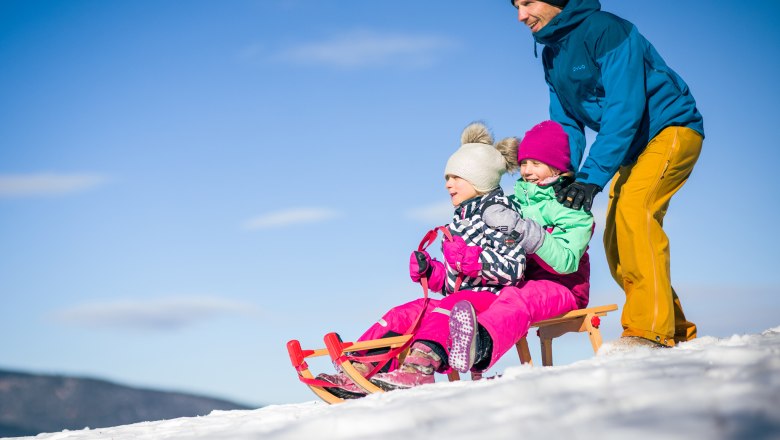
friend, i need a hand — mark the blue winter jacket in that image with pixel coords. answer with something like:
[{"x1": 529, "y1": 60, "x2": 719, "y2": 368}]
[{"x1": 533, "y1": 0, "x2": 704, "y2": 189}]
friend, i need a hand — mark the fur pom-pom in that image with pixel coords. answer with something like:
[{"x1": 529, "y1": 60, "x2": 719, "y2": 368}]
[
  {"x1": 460, "y1": 122, "x2": 494, "y2": 146},
  {"x1": 495, "y1": 136, "x2": 520, "y2": 173}
]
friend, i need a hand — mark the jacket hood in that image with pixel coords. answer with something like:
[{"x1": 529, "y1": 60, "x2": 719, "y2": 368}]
[{"x1": 533, "y1": 0, "x2": 601, "y2": 46}]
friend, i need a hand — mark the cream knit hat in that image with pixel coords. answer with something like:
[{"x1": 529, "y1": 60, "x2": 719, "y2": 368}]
[{"x1": 444, "y1": 123, "x2": 508, "y2": 193}]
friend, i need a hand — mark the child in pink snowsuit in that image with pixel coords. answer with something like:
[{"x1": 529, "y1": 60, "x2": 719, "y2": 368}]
[
  {"x1": 318, "y1": 121, "x2": 593, "y2": 396},
  {"x1": 447, "y1": 120, "x2": 593, "y2": 373},
  {"x1": 317, "y1": 122, "x2": 529, "y2": 397}
]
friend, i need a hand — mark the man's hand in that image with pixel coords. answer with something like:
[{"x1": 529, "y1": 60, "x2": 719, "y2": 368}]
[
  {"x1": 551, "y1": 174, "x2": 575, "y2": 198},
  {"x1": 557, "y1": 181, "x2": 601, "y2": 213}
]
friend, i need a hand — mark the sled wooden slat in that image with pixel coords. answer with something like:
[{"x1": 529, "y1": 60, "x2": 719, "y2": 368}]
[
  {"x1": 296, "y1": 365, "x2": 344, "y2": 405},
  {"x1": 517, "y1": 303, "x2": 618, "y2": 367},
  {"x1": 532, "y1": 304, "x2": 617, "y2": 327},
  {"x1": 515, "y1": 336, "x2": 533, "y2": 365},
  {"x1": 301, "y1": 348, "x2": 329, "y2": 358},
  {"x1": 343, "y1": 335, "x2": 412, "y2": 351},
  {"x1": 324, "y1": 332, "x2": 421, "y2": 395}
]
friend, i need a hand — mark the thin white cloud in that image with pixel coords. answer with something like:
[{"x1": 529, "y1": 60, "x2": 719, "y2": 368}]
[
  {"x1": 237, "y1": 42, "x2": 265, "y2": 62},
  {"x1": 243, "y1": 207, "x2": 340, "y2": 230},
  {"x1": 0, "y1": 173, "x2": 108, "y2": 197},
  {"x1": 51, "y1": 296, "x2": 260, "y2": 331},
  {"x1": 406, "y1": 201, "x2": 453, "y2": 224},
  {"x1": 274, "y1": 29, "x2": 457, "y2": 69}
]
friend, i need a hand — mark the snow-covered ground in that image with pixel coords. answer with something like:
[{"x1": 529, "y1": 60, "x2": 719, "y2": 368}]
[{"x1": 13, "y1": 327, "x2": 780, "y2": 440}]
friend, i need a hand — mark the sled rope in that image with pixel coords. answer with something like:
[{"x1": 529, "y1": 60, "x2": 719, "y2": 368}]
[{"x1": 290, "y1": 225, "x2": 461, "y2": 390}]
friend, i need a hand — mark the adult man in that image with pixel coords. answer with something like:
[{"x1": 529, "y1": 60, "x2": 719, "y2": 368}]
[{"x1": 511, "y1": 0, "x2": 704, "y2": 347}]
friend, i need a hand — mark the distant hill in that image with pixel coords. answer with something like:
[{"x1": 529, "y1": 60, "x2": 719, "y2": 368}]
[{"x1": 0, "y1": 369, "x2": 255, "y2": 437}]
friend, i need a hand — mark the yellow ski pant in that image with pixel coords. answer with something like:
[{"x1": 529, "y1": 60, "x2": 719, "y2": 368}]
[{"x1": 604, "y1": 126, "x2": 703, "y2": 347}]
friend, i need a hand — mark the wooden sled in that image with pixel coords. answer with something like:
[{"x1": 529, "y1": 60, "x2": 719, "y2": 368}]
[{"x1": 288, "y1": 303, "x2": 618, "y2": 404}]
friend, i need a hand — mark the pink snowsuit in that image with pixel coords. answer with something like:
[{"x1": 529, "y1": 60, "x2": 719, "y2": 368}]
[{"x1": 359, "y1": 253, "x2": 589, "y2": 371}]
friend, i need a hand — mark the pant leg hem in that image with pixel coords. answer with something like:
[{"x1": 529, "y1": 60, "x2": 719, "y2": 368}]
[{"x1": 622, "y1": 328, "x2": 675, "y2": 347}]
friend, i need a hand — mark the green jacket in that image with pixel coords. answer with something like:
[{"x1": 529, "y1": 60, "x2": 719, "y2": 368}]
[{"x1": 510, "y1": 180, "x2": 594, "y2": 274}]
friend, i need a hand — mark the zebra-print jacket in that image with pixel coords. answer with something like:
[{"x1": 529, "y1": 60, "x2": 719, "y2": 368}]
[{"x1": 438, "y1": 188, "x2": 526, "y2": 296}]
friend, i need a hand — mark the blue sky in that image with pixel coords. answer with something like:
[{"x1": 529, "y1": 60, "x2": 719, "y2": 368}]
[{"x1": 1, "y1": 0, "x2": 779, "y2": 406}]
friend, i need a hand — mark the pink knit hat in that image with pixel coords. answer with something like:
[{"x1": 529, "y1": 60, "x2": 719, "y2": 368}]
[{"x1": 517, "y1": 120, "x2": 572, "y2": 172}]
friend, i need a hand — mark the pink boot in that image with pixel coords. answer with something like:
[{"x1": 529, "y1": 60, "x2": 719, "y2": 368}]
[
  {"x1": 369, "y1": 342, "x2": 441, "y2": 391},
  {"x1": 315, "y1": 372, "x2": 367, "y2": 399},
  {"x1": 316, "y1": 362, "x2": 370, "y2": 399},
  {"x1": 448, "y1": 300, "x2": 478, "y2": 373}
]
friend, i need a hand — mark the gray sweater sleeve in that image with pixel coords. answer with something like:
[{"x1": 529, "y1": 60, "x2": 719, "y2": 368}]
[{"x1": 482, "y1": 204, "x2": 545, "y2": 254}]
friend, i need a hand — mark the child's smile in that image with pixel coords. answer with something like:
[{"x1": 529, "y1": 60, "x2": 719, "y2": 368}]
[{"x1": 520, "y1": 159, "x2": 558, "y2": 184}]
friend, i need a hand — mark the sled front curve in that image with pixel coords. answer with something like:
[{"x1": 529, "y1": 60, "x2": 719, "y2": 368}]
[
  {"x1": 324, "y1": 332, "x2": 413, "y2": 394},
  {"x1": 286, "y1": 339, "x2": 344, "y2": 404}
]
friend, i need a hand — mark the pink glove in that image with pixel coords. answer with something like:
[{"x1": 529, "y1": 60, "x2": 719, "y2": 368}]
[
  {"x1": 442, "y1": 235, "x2": 483, "y2": 278},
  {"x1": 409, "y1": 250, "x2": 446, "y2": 291}
]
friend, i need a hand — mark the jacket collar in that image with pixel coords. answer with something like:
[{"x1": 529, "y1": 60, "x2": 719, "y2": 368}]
[
  {"x1": 513, "y1": 179, "x2": 558, "y2": 205},
  {"x1": 533, "y1": 0, "x2": 601, "y2": 46},
  {"x1": 454, "y1": 187, "x2": 504, "y2": 219}
]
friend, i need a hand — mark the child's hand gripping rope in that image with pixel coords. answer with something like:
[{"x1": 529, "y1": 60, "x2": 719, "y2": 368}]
[{"x1": 409, "y1": 250, "x2": 446, "y2": 292}]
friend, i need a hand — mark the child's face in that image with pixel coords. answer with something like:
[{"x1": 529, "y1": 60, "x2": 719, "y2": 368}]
[
  {"x1": 520, "y1": 159, "x2": 559, "y2": 184},
  {"x1": 445, "y1": 174, "x2": 479, "y2": 206}
]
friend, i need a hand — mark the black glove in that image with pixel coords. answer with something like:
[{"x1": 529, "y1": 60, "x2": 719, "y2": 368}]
[
  {"x1": 413, "y1": 251, "x2": 431, "y2": 275},
  {"x1": 557, "y1": 181, "x2": 602, "y2": 213},
  {"x1": 551, "y1": 174, "x2": 575, "y2": 198}
]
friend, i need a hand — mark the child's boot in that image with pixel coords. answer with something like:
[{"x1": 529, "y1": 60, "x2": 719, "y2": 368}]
[
  {"x1": 369, "y1": 342, "x2": 442, "y2": 391},
  {"x1": 448, "y1": 300, "x2": 493, "y2": 373},
  {"x1": 315, "y1": 361, "x2": 370, "y2": 399}
]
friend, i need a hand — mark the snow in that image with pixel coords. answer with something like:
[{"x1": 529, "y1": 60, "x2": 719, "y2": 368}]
[{"x1": 13, "y1": 327, "x2": 780, "y2": 440}]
